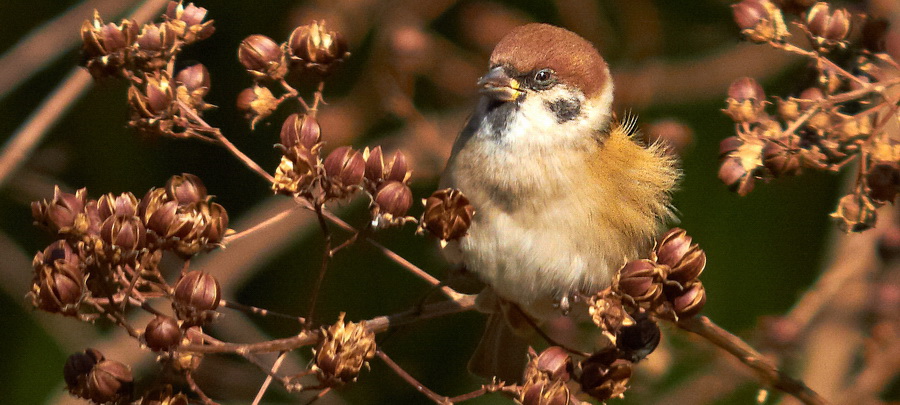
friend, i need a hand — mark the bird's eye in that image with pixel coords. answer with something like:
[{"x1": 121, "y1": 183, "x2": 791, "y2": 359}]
[{"x1": 534, "y1": 69, "x2": 553, "y2": 85}]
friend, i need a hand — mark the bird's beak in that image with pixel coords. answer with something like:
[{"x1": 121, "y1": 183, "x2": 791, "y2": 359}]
[{"x1": 477, "y1": 67, "x2": 522, "y2": 102}]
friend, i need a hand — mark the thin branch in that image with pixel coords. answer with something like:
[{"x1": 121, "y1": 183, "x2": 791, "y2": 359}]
[
  {"x1": 251, "y1": 351, "x2": 289, "y2": 405},
  {"x1": 179, "y1": 294, "x2": 476, "y2": 354},
  {"x1": 376, "y1": 350, "x2": 450, "y2": 404},
  {"x1": 305, "y1": 204, "x2": 333, "y2": 328},
  {"x1": 221, "y1": 299, "x2": 306, "y2": 324},
  {"x1": 676, "y1": 316, "x2": 829, "y2": 405},
  {"x1": 186, "y1": 371, "x2": 219, "y2": 405}
]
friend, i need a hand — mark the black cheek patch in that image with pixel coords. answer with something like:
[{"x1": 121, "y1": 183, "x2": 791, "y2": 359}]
[{"x1": 546, "y1": 98, "x2": 581, "y2": 123}]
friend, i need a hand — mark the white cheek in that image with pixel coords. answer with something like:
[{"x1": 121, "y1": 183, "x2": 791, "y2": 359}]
[{"x1": 503, "y1": 83, "x2": 613, "y2": 148}]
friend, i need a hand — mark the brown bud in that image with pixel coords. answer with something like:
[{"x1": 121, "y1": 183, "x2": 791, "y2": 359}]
[
  {"x1": 671, "y1": 281, "x2": 707, "y2": 318},
  {"x1": 138, "y1": 188, "x2": 169, "y2": 225},
  {"x1": 580, "y1": 355, "x2": 633, "y2": 401},
  {"x1": 238, "y1": 34, "x2": 286, "y2": 80},
  {"x1": 313, "y1": 313, "x2": 376, "y2": 385},
  {"x1": 655, "y1": 228, "x2": 707, "y2": 284},
  {"x1": 866, "y1": 161, "x2": 900, "y2": 203},
  {"x1": 806, "y1": 3, "x2": 852, "y2": 46},
  {"x1": 280, "y1": 113, "x2": 321, "y2": 150},
  {"x1": 420, "y1": 188, "x2": 475, "y2": 244},
  {"x1": 166, "y1": 173, "x2": 208, "y2": 205},
  {"x1": 589, "y1": 289, "x2": 628, "y2": 338},
  {"x1": 615, "y1": 312, "x2": 661, "y2": 362},
  {"x1": 385, "y1": 150, "x2": 410, "y2": 184},
  {"x1": 364, "y1": 146, "x2": 385, "y2": 186},
  {"x1": 288, "y1": 21, "x2": 350, "y2": 74},
  {"x1": 831, "y1": 193, "x2": 878, "y2": 232},
  {"x1": 236, "y1": 85, "x2": 278, "y2": 129},
  {"x1": 87, "y1": 359, "x2": 133, "y2": 403},
  {"x1": 173, "y1": 270, "x2": 221, "y2": 315},
  {"x1": 164, "y1": 1, "x2": 215, "y2": 43},
  {"x1": 521, "y1": 347, "x2": 573, "y2": 405},
  {"x1": 731, "y1": 0, "x2": 788, "y2": 43},
  {"x1": 134, "y1": 23, "x2": 177, "y2": 71},
  {"x1": 144, "y1": 315, "x2": 182, "y2": 351},
  {"x1": 374, "y1": 181, "x2": 413, "y2": 219},
  {"x1": 616, "y1": 260, "x2": 667, "y2": 304},
  {"x1": 323, "y1": 146, "x2": 366, "y2": 198},
  {"x1": 728, "y1": 77, "x2": 766, "y2": 102}
]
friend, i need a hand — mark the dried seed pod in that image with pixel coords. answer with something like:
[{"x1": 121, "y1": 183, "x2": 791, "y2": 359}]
[
  {"x1": 313, "y1": 313, "x2": 376, "y2": 385},
  {"x1": 280, "y1": 114, "x2": 322, "y2": 151},
  {"x1": 323, "y1": 146, "x2": 366, "y2": 199},
  {"x1": 99, "y1": 215, "x2": 146, "y2": 252},
  {"x1": 419, "y1": 188, "x2": 475, "y2": 244},
  {"x1": 615, "y1": 259, "x2": 667, "y2": 305},
  {"x1": 806, "y1": 3, "x2": 852, "y2": 48},
  {"x1": 580, "y1": 354, "x2": 633, "y2": 401},
  {"x1": 866, "y1": 161, "x2": 900, "y2": 203},
  {"x1": 86, "y1": 359, "x2": 133, "y2": 404},
  {"x1": 165, "y1": 173, "x2": 208, "y2": 206},
  {"x1": 520, "y1": 347, "x2": 573, "y2": 405},
  {"x1": 831, "y1": 193, "x2": 878, "y2": 232},
  {"x1": 64, "y1": 348, "x2": 104, "y2": 398},
  {"x1": 670, "y1": 281, "x2": 707, "y2": 318},
  {"x1": 654, "y1": 228, "x2": 707, "y2": 284},
  {"x1": 31, "y1": 241, "x2": 84, "y2": 315},
  {"x1": 173, "y1": 270, "x2": 220, "y2": 325},
  {"x1": 731, "y1": 0, "x2": 789, "y2": 43},
  {"x1": 175, "y1": 63, "x2": 212, "y2": 110},
  {"x1": 724, "y1": 77, "x2": 767, "y2": 122},
  {"x1": 164, "y1": 1, "x2": 215, "y2": 43},
  {"x1": 97, "y1": 192, "x2": 139, "y2": 220},
  {"x1": 762, "y1": 139, "x2": 802, "y2": 177},
  {"x1": 144, "y1": 315, "x2": 182, "y2": 351},
  {"x1": 32, "y1": 187, "x2": 92, "y2": 236},
  {"x1": 133, "y1": 23, "x2": 177, "y2": 71},
  {"x1": 373, "y1": 181, "x2": 413, "y2": 220},
  {"x1": 238, "y1": 34, "x2": 286, "y2": 80},
  {"x1": 288, "y1": 21, "x2": 350, "y2": 74},
  {"x1": 236, "y1": 85, "x2": 278, "y2": 129},
  {"x1": 80, "y1": 11, "x2": 139, "y2": 78}
]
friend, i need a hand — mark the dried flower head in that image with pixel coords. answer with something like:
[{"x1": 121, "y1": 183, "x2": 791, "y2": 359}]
[
  {"x1": 236, "y1": 85, "x2": 278, "y2": 129},
  {"x1": 831, "y1": 193, "x2": 878, "y2": 232},
  {"x1": 588, "y1": 289, "x2": 630, "y2": 342},
  {"x1": 32, "y1": 186, "x2": 91, "y2": 237},
  {"x1": 175, "y1": 63, "x2": 212, "y2": 111},
  {"x1": 133, "y1": 23, "x2": 178, "y2": 71},
  {"x1": 140, "y1": 386, "x2": 190, "y2": 405},
  {"x1": 313, "y1": 313, "x2": 376, "y2": 385},
  {"x1": 288, "y1": 21, "x2": 350, "y2": 74},
  {"x1": 165, "y1": 173, "x2": 208, "y2": 206},
  {"x1": 419, "y1": 188, "x2": 475, "y2": 246},
  {"x1": 372, "y1": 181, "x2": 415, "y2": 227},
  {"x1": 280, "y1": 114, "x2": 321, "y2": 151},
  {"x1": 718, "y1": 135, "x2": 765, "y2": 196},
  {"x1": 670, "y1": 281, "x2": 707, "y2": 318}
]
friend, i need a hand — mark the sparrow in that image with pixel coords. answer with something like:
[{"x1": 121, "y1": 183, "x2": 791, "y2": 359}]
[{"x1": 440, "y1": 23, "x2": 679, "y2": 380}]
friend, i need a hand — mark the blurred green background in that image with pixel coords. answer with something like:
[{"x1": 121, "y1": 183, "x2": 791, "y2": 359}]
[{"x1": 0, "y1": 0, "x2": 884, "y2": 404}]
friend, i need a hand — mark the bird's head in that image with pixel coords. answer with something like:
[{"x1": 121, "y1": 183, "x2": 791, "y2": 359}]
[{"x1": 476, "y1": 23, "x2": 614, "y2": 145}]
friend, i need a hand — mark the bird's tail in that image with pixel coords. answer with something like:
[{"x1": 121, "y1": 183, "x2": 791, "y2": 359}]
[{"x1": 467, "y1": 311, "x2": 530, "y2": 383}]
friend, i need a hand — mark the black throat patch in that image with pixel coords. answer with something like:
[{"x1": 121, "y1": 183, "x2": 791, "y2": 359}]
[{"x1": 546, "y1": 98, "x2": 581, "y2": 123}]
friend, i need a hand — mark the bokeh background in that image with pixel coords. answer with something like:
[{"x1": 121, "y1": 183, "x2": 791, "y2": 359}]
[{"x1": 0, "y1": 0, "x2": 897, "y2": 404}]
